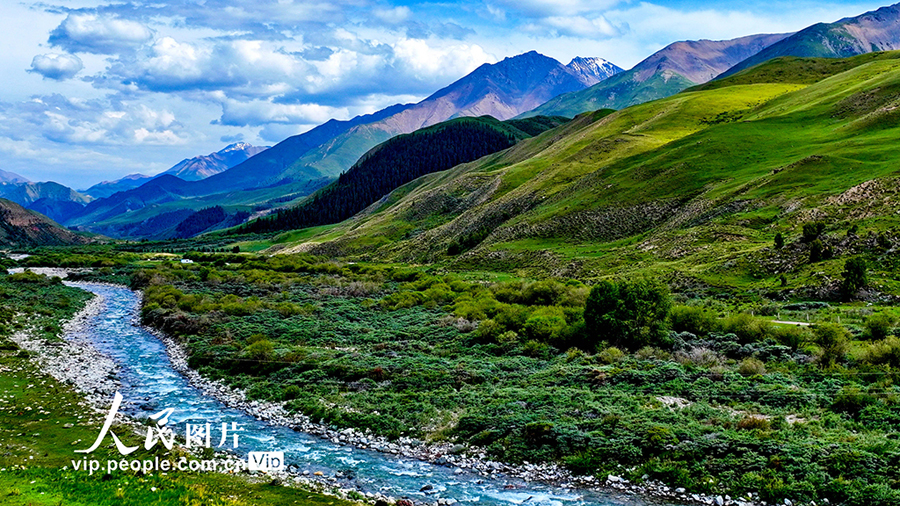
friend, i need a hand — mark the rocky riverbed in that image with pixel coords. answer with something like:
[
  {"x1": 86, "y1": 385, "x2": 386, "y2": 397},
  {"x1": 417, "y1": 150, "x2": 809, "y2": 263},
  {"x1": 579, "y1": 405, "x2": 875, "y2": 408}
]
[{"x1": 13, "y1": 279, "x2": 805, "y2": 506}]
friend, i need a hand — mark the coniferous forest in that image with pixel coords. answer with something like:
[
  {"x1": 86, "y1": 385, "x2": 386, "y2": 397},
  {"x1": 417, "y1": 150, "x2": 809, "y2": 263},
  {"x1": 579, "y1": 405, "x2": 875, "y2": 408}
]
[{"x1": 238, "y1": 116, "x2": 569, "y2": 234}]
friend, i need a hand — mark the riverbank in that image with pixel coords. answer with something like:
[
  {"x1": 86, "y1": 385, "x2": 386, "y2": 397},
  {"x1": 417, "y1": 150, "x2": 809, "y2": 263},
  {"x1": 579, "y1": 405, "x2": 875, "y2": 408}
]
[
  {"x1": 131, "y1": 283, "x2": 768, "y2": 506},
  {"x1": 0, "y1": 280, "x2": 361, "y2": 506}
]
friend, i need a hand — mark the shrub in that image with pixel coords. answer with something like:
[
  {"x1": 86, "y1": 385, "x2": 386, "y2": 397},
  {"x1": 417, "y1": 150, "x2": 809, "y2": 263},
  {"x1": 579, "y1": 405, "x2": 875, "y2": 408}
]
[
  {"x1": 863, "y1": 336, "x2": 900, "y2": 367},
  {"x1": 674, "y1": 347, "x2": 723, "y2": 367},
  {"x1": 770, "y1": 324, "x2": 810, "y2": 350},
  {"x1": 473, "y1": 319, "x2": 502, "y2": 342},
  {"x1": 283, "y1": 385, "x2": 302, "y2": 400},
  {"x1": 522, "y1": 340, "x2": 550, "y2": 358},
  {"x1": 738, "y1": 358, "x2": 766, "y2": 377},
  {"x1": 813, "y1": 323, "x2": 850, "y2": 367},
  {"x1": 669, "y1": 305, "x2": 718, "y2": 335},
  {"x1": 832, "y1": 386, "x2": 877, "y2": 416},
  {"x1": 583, "y1": 278, "x2": 671, "y2": 350},
  {"x1": 520, "y1": 280, "x2": 568, "y2": 306},
  {"x1": 809, "y1": 239, "x2": 824, "y2": 263},
  {"x1": 842, "y1": 257, "x2": 868, "y2": 296},
  {"x1": 598, "y1": 346, "x2": 625, "y2": 364},
  {"x1": 774, "y1": 232, "x2": 784, "y2": 249},
  {"x1": 864, "y1": 313, "x2": 896, "y2": 340},
  {"x1": 802, "y1": 222, "x2": 825, "y2": 241},
  {"x1": 523, "y1": 315, "x2": 567, "y2": 341},
  {"x1": 737, "y1": 416, "x2": 771, "y2": 431},
  {"x1": 720, "y1": 313, "x2": 773, "y2": 344},
  {"x1": 243, "y1": 339, "x2": 274, "y2": 361},
  {"x1": 497, "y1": 330, "x2": 520, "y2": 347}
]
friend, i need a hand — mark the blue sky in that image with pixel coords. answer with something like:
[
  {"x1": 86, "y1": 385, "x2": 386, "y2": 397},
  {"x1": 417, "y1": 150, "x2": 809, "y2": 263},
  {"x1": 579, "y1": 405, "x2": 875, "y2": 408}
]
[{"x1": 0, "y1": 0, "x2": 890, "y2": 188}]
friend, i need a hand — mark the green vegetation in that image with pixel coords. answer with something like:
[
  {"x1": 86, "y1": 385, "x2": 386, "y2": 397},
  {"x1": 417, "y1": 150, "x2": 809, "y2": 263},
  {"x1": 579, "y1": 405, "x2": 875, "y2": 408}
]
[
  {"x1": 238, "y1": 116, "x2": 568, "y2": 235},
  {"x1": 9, "y1": 50, "x2": 900, "y2": 506},
  {"x1": 0, "y1": 268, "x2": 360, "y2": 506},
  {"x1": 583, "y1": 278, "x2": 671, "y2": 350},
  {"x1": 25, "y1": 249, "x2": 884, "y2": 506}
]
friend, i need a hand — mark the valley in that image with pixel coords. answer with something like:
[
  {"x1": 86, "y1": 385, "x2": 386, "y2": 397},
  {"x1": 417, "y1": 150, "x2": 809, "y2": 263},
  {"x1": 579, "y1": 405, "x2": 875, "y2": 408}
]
[{"x1": 3, "y1": 3, "x2": 900, "y2": 506}]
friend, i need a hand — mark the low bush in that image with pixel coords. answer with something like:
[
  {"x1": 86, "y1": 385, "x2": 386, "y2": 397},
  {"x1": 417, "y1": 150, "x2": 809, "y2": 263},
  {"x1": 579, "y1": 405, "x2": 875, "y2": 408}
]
[
  {"x1": 669, "y1": 305, "x2": 718, "y2": 335},
  {"x1": 720, "y1": 313, "x2": 773, "y2": 344},
  {"x1": 864, "y1": 313, "x2": 896, "y2": 340},
  {"x1": 738, "y1": 358, "x2": 766, "y2": 377}
]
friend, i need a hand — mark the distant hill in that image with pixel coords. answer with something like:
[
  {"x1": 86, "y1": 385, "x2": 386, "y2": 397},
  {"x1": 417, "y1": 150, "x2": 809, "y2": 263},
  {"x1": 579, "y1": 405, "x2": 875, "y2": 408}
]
[
  {"x1": 160, "y1": 142, "x2": 268, "y2": 181},
  {"x1": 0, "y1": 198, "x2": 87, "y2": 247},
  {"x1": 719, "y1": 3, "x2": 900, "y2": 78},
  {"x1": 238, "y1": 115, "x2": 573, "y2": 235},
  {"x1": 0, "y1": 181, "x2": 92, "y2": 223},
  {"x1": 273, "y1": 50, "x2": 900, "y2": 281},
  {"x1": 0, "y1": 170, "x2": 29, "y2": 184},
  {"x1": 80, "y1": 174, "x2": 154, "y2": 199},
  {"x1": 277, "y1": 52, "x2": 622, "y2": 180},
  {"x1": 520, "y1": 33, "x2": 789, "y2": 118},
  {"x1": 81, "y1": 143, "x2": 269, "y2": 199},
  {"x1": 169, "y1": 103, "x2": 416, "y2": 199}
]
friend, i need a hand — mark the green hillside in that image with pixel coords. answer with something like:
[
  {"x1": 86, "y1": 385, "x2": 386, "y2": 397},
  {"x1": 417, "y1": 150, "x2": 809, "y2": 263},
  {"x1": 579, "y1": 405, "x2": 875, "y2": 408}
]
[
  {"x1": 523, "y1": 70, "x2": 696, "y2": 119},
  {"x1": 237, "y1": 115, "x2": 571, "y2": 235},
  {"x1": 520, "y1": 33, "x2": 789, "y2": 119},
  {"x1": 274, "y1": 52, "x2": 900, "y2": 297}
]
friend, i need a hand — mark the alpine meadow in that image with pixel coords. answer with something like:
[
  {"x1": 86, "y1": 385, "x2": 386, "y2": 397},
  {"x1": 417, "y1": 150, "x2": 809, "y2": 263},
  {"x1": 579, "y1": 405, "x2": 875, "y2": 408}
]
[{"x1": 3, "y1": 3, "x2": 900, "y2": 506}]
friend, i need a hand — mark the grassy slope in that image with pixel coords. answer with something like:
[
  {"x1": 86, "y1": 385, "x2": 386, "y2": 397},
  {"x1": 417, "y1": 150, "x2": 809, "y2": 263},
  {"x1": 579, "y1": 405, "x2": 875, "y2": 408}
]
[
  {"x1": 689, "y1": 51, "x2": 900, "y2": 91},
  {"x1": 280, "y1": 53, "x2": 900, "y2": 294},
  {"x1": 0, "y1": 275, "x2": 358, "y2": 506},
  {"x1": 520, "y1": 68, "x2": 697, "y2": 119}
]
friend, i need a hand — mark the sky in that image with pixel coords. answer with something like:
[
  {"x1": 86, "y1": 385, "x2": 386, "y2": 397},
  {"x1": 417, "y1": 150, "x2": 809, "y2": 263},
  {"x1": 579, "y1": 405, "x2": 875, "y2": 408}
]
[{"x1": 0, "y1": 0, "x2": 891, "y2": 189}]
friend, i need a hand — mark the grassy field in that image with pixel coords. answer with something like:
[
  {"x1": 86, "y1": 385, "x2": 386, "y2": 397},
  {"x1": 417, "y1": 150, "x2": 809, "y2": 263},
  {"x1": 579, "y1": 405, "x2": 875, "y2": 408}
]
[
  {"x1": 31, "y1": 251, "x2": 891, "y2": 506},
  {"x1": 269, "y1": 53, "x2": 900, "y2": 301},
  {"x1": 0, "y1": 273, "x2": 360, "y2": 506}
]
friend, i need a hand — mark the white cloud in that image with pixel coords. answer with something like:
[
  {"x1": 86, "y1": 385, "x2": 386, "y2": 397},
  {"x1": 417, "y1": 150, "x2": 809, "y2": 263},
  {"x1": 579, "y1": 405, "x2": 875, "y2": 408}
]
[
  {"x1": 219, "y1": 98, "x2": 349, "y2": 126},
  {"x1": 0, "y1": 94, "x2": 187, "y2": 147},
  {"x1": 392, "y1": 39, "x2": 493, "y2": 78},
  {"x1": 49, "y1": 14, "x2": 154, "y2": 54},
  {"x1": 495, "y1": 0, "x2": 620, "y2": 18},
  {"x1": 527, "y1": 15, "x2": 619, "y2": 38},
  {"x1": 374, "y1": 6, "x2": 412, "y2": 24},
  {"x1": 28, "y1": 53, "x2": 84, "y2": 80}
]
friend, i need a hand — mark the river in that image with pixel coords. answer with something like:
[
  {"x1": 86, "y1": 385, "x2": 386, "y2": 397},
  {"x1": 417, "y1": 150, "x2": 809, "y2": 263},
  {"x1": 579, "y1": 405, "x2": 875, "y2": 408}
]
[{"x1": 65, "y1": 282, "x2": 671, "y2": 506}]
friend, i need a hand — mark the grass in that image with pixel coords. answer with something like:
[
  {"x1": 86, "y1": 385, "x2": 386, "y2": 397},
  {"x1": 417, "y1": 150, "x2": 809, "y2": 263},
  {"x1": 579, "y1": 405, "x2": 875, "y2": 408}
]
[
  {"x1": 268, "y1": 54, "x2": 900, "y2": 302},
  {"x1": 0, "y1": 274, "x2": 360, "y2": 506}
]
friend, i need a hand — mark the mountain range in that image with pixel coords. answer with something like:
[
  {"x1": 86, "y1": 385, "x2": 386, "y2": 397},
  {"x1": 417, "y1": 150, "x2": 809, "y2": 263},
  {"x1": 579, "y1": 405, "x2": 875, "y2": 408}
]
[
  {"x1": 270, "y1": 49, "x2": 900, "y2": 281},
  {"x1": 720, "y1": 3, "x2": 900, "y2": 77},
  {"x1": 521, "y1": 33, "x2": 791, "y2": 118},
  {"x1": 11, "y1": 2, "x2": 900, "y2": 245},
  {"x1": 0, "y1": 181, "x2": 92, "y2": 224},
  {"x1": 0, "y1": 170, "x2": 29, "y2": 184},
  {"x1": 526, "y1": 3, "x2": 900, "y2": 119},
  {"x1": 81, "y1": 142, "x2": 269, "y2": 199},
  {"x1": 61, "y1": 53, "x2": 621, "y2": 238}
]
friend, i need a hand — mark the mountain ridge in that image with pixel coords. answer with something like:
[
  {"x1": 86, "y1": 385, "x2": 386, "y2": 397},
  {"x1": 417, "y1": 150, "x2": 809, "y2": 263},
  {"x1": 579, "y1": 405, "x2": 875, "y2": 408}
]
[
  {"x1": 520, "y1": 33, "x2": 790, "y2": 118},
  {"x1": 719, "y1": 3, "x2": 900, "y2": 78}
]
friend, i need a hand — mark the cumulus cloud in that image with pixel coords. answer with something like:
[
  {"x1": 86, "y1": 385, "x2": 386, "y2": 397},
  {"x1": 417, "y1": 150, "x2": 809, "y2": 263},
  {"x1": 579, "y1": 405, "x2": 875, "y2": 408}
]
[
  {"x1": 217, "y1": 98, "x2": 349, "y2": 127},
  {"x1": 0, "y1": 94, "x2": 187, "y2": 146},
  {"x1": 28, "y1": 53, "x2": 84, "y2": 80},
  {"x1": 374, "y1": 6, "x2": 412, "y2": 24},
  {"x1": 49, "y1": 13, "x2": 154, "y2": 54},
  {"x1": 494, "y1": 0, "x2": 621, "y2": 18},
  {"x1": 528, "y1": 15, "x2": 619, "y2": 38}
]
